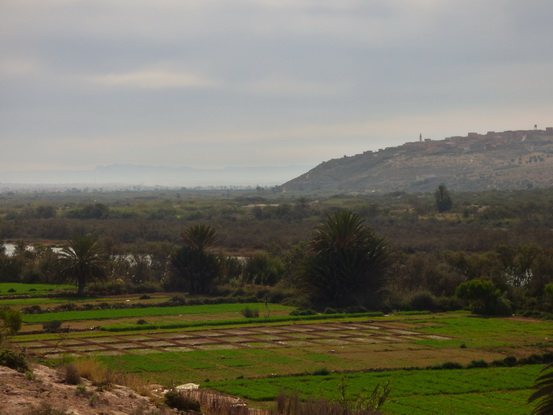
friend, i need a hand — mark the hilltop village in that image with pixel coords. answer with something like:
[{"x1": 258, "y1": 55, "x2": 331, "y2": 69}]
[{"x1": 281, "y1": 127, "x2": 553, "y2": 193}]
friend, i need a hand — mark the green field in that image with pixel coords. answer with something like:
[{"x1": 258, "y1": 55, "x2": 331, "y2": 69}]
[
  {"x1": 0, "y1": 282, "x2": 75, "y2": 296},
  {"x1": 21, "y1": 302, "x2": 295, "y2": 324},
  {"x1": 5, "y1": 295, "x2": 552, "y2": 414},
  {"x1": 206, "y1": 365, "x2": 541, "y2": 414}
]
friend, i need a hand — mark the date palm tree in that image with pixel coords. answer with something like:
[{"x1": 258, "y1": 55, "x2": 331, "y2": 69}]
[
  {"x1": 301, "y1": 210, "x2": 389, "y2": 308},
  {"x1": 181, "y1": 224, "x2": 219, "y2": 251},
  {"x1": 434, "y1": 184, "x2": 453, "y2": 212},
  {"x1": 169, "y1": 224, "x2": 221, "y2": 294},
  {"x1": 56, "y1": 234, "x2": 108, "y2": 296},
  {"x1": 529, "y1": 362, "x2": 553, "y2": 415}
]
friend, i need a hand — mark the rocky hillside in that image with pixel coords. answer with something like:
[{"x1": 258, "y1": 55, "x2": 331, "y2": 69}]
[
  {"x1": 0, "y1": 363, "x2": 169, "y2": 415},
  {"x1": 280, "y1": 128, "x2": 553, "y2": 193}
]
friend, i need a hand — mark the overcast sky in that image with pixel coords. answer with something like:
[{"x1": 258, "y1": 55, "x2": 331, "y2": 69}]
[{"x1": 1, "y1": 0, "x2": 552, "y2": 174}]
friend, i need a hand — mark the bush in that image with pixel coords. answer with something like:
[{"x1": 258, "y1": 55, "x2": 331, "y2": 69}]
[
  {"x1": 136, "y1": 319, "x2": 148, "y2": 325},
  {"x1": 503, "y1": 356, "x2": 517, "y2": 367},
  {"x1": 25, "y1": 402, "x2": 71, "y2": 415},
  {"x1": 467, "y1": 360, "x2": 488, "y2": 368},
  {"x1": 43, "y1": 320, "x2": 63, "y2": 333},
  {"x1": 0, "y1": 307, "x2": 23, "y2": 338},
  {"x1": 455, "y1": 279, "x2": 512, "y2": 316},
  {"x1": 409, "y1": 292, "x2": 436, "y2": 311},
  {"x1": 243, "y1": 251, "x2": 286, "y2": 286},
  {"x1": 63, "y1": 363, "x2": 81, "y2": 385},
  {"x1": 164, "y1": 389, "x2": 201, "y2": 412},
  {"x1": 241, "y1": 307, "x2": 259, "y2": 318},
  {"x1": 0, "y1": 346, "x2": 30, "y2": 372},
  {"x1": 290, "y1": 308, "x2": 317, "y2": 316},
  {"x1": 431, "y1": 361, "x2": 463, "y2": 370},
  {"x1": 168, "y1": 295, "x2": 187, "y2": 305},
  {"x1": 344, "y1": 305, "x2": 368, "y2": 314},
  {"x1": 22, "y1": 305, "x2": 43, "y2": 314},
  {"x1": 312, "y1": 367, "x2": 331, "y2": 376}
]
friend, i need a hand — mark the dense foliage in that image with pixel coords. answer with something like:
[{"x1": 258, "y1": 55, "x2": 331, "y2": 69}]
[{"x1": 1, "y1": 187, "x2": 553, "y2": 314}]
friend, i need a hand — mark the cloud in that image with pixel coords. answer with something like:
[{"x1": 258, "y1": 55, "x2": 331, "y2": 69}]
[
  {"x1": 1, "y1": 0, "x2": 553, "y2": 179},
  {"x1": 84, "y1": 68, "x2": 216, "y2": 89},
  {"x1": 244, "y1": 78, "x2": 349, "y2": 96},
  {"x1": 0, "y1": 58, "x2": 40, "y2": 76}
]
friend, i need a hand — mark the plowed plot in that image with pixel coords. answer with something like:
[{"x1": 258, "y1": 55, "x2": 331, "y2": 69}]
[
  {"x1": 19, "y1": 319, "x2": 486, "y2": 383},
  {"x1": 22, "y1": 321, "x2": 448, "y2": 360}
]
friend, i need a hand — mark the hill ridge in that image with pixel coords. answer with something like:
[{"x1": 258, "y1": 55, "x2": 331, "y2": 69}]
[{"x1": 280, "y1": 127, "x2": 553, "y2": 193}]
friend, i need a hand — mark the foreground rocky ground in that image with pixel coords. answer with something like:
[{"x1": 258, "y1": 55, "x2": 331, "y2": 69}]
[{"x1": 0, "y1": 363, "x2": 172, "y2": 415}]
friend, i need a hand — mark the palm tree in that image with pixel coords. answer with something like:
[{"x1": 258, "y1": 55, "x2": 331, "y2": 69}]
[
  {"x1": 301, "y1": 210, "x2": 389, "y2": 308},
  {"x1": 56, "y1": 234, "x2": 108, "y2": 296},
  {"x1": 181, "y1": 224, "x2": 219, "y2": 251},
  {"x1": 434, "y1": 184, "x2": 453, "y2": 212},
  {"x1": 169, "y1": 224, "x2": 221, "y2": 294},
  {"x1": 529, "y1": 362, "x2": 553, "y2": 415}
]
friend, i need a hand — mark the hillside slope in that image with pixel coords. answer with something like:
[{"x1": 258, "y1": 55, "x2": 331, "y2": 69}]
[{"x1": 280, "y1": 129, "x2": 553, "y2": 193}]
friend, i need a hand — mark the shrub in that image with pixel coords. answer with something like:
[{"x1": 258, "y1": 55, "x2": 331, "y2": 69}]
[
  {"x1": 42, "y1": 320, "x2": 63, "y2": 333},
  {"x1": 164, "y1": 389, "x2": 201, "y2": 412},
  {"x1": 467, "y1": 360, "x2": 488, "y2": 368},
  {"x1": 431, "y1": 361, "x2": 463, "y2": 370},
  {"x1": 25, "y1": 402, "x2": 71, "y2": 415},
  {"x1": 0, "y1": 307, "x2": 23, "y2": 338},
  {"x1": 409, "y1": 292, "x2": 436, "y2": 311},
  {"x1": 290, "y1": 308, "x2": 317, "y2": 316},
  {"x1": 455, "y1": 279, "x2": 512, "y2": 316},
  {"x1": 136, "y1": 319, "x2": 148, "y2": 325},
  {"x1": 72, "y1": 358, "x2": 150, "y2": 396},
  {"x1": 168, "y1": 295, "x2": 187, "y2": 305},
  {"x1": 243, "y1": 251, "x2": 286, "y2": 286},
  {"x1": 0, "y1": 346, "x2": 30, "y2": 372},
  {"x1": 241, "y1": 307, "x2": 259, "y2": 318},
  {"x1": 312, "y1": 367, "x2": 331, "y2": 376},
  {"x1": 503, "y1": 356, "x2": 518, "y2": 367},
  {"x1": 344, "y1": 305, "x2": 368, "y2": 314},
  {"x1": 63, "y1": 363, "x2": 81, "y2": 385},
  {"x1": 22, "y1": 305, "x2": 43, "y2": 314}
]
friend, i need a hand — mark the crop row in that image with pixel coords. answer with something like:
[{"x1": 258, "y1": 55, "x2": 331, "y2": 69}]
[
  {"x1": 21, "y1": 302, "x2": 295, "y2": 323},
  {"x1": 205, "y1": 365, "x2": 542, "y2": 414}
]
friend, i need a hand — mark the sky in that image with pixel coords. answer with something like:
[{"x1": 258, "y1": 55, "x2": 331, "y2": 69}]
[{"x1": 1, "y1": 0, "x2": 552, "y2": 179}]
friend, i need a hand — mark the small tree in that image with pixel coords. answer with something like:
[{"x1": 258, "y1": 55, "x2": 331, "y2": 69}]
[
  {"x1": 434, "y1": 184, "x2": 453, "y2": 213},
  {"x1": 244, "y1": 252, "x2": 286, "y2": 285},
  {"x1": 0, "y1": 307, "x2": 22, "y2": 341},
  {"x1": 56, "y1": 234, "x2": 108, "y2": 296},
  {"x1": 455, "y1": 279, "x2": 511, "y2": 315}
]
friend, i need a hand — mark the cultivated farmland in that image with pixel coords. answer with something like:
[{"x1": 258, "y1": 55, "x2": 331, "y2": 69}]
[{"x1": 5, "y1": 291, "x2": 552, "y2": 414}]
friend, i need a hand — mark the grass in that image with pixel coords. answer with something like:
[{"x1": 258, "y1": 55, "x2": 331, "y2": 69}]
[
  {"x1": 0, "y1": 283, "x2": 75, "y2": 296},
  {"x1": 99, "y1": 312, "x2": 384, "y2": 332},
  {"x1": 411, "y1": 315, "x2": 552, "y2": 349},
  {"x1": 21, "y1": 302, "x2": 296, "y2": 324},
  {"x1": 206, "y1": 365, "x2": 542, "y2": 414}
]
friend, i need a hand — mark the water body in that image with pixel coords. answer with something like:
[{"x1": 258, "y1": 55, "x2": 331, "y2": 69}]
[{"x1": 1, "y1": 243, "x2": 63, "y2": 256}]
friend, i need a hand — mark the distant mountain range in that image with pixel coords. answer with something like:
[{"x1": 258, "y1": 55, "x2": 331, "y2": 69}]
[
  {"x1": 280, "y1": 128, "x2": 553, "y2": 193},
  {"x1": 0, "y1": 164, "x2": 312, "y2": 189}
]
